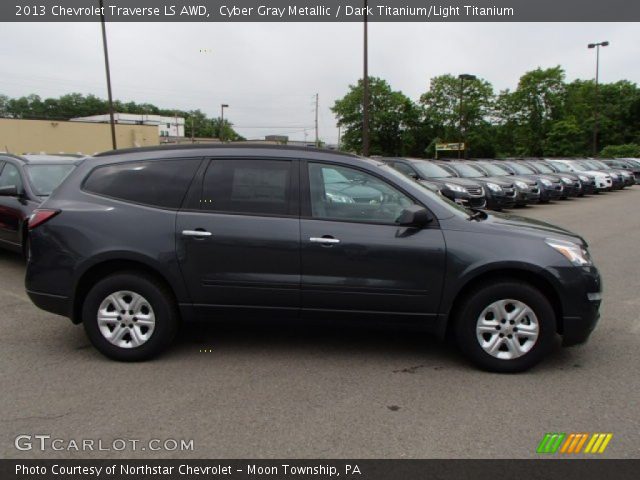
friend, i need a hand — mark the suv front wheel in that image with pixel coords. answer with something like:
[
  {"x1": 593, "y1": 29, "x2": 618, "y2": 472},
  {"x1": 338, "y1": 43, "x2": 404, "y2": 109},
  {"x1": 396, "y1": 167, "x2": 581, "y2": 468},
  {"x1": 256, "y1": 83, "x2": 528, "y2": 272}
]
[
  {"x1": 454, "y1": 280, "x2": 557, "y2": 373},
  {"x1": 82, "y1": 272, "x2": 179, "y2": 361}
]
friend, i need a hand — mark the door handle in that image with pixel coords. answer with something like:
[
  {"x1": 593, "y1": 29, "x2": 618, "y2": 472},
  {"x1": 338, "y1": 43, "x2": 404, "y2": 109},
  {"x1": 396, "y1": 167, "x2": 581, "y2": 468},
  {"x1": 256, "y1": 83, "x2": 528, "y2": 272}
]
[
  {"x1": 182, "y1": 229, "x2": 212, "y2": 238},
  {"x1": 309, "y1": 236, "x2": 340, "y2": 245}
]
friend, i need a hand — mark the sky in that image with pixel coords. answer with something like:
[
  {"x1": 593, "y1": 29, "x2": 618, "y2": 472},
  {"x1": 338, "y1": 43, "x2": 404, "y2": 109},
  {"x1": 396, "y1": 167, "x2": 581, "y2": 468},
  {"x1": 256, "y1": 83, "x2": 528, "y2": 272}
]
[{"x1": 1, "y1": 22, "x2": 639, "y2": 144}]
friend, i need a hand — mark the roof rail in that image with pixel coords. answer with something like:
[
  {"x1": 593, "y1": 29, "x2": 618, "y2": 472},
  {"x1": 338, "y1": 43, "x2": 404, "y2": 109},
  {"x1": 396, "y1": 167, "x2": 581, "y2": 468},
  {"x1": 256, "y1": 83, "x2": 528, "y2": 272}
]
[{"x1": 94, "y1": 143, "x2": 360, "y2": 158}]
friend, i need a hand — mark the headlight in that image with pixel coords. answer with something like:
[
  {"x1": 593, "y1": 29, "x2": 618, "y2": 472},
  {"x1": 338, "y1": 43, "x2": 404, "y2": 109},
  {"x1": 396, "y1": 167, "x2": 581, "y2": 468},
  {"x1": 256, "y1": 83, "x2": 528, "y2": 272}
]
[
  {"x1": 486, "y1": 182, "x2": 502, "y2": 192},
  {"x1": 515, "y1": 180, "x2": 528, "y2": 189},
  {"x1": 545, "y1": 238, "x2": 593, "y2": 266},
  {"x1": 540, "y1": 178, "x2": 552, "y2": 186},
  {"x1": 578, "y1": 175, "x2": 589, "y2": 182},
  {"x1": 561, "y1": 177, "x2": 572, "y2": 184},
  {"x1": 445, "y1": 183, "x2": 467, "y2": 193}
]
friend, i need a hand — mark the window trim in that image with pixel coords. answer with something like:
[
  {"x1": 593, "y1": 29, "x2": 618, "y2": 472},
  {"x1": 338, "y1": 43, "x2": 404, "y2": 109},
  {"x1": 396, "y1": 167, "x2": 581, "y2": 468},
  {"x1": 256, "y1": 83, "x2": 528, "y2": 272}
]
[
  {"x1": 183, "y1": 157, "x2": 300, "y2": 219},
  {"x1": 80, "y1": 157, "x2": 204, "y2": 211},
  {"x1": 300, "y1": 159, "x2": 437, "y2": 227}
]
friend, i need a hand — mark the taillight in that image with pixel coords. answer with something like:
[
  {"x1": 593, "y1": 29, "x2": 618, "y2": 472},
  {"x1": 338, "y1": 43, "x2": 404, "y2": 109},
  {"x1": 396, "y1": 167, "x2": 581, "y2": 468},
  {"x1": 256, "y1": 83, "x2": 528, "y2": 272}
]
[{"x1": 28, "y1": 209, "x2": 60, "y2": 230}]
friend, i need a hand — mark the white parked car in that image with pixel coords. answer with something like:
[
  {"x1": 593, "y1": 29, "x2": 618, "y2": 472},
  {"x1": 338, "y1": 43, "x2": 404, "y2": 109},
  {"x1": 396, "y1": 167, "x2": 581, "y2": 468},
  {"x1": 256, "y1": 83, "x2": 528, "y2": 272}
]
[{"x1": 547, "y1": 160, "x2": 612, "y2": 191}]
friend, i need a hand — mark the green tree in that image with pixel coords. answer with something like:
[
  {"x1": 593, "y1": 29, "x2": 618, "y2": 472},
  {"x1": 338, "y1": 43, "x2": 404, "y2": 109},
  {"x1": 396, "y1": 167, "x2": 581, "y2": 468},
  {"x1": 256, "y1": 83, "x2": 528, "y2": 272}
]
[
  {"x1": 496, "y1": 66, "x2": 566, "y2": 156},
  {"x1": 332, "y1": 77, "x2": 420, "y2": 156},
  {"x1": 544, "y1": 117, "x2": 584, "y2": 157},
  {"x1": 419, "y1": 74, "x2": 494, "y2": 149},
  {"x1": 600, "y1": 143, "x2": 640, "y2": 158}
]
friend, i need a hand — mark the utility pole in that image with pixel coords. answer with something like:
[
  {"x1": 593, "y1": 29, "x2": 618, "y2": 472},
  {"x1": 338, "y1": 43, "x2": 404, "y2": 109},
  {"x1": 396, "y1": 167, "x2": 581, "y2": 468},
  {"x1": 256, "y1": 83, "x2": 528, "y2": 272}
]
[
  {"x1": 337, "y1": 125, "x2": 341, "y2": 151},
  {"x1": 588, "y1": 41, "x2": 609, "y2": 157},
  {"x1": 362, "y1": 0, "x2": 370, "y2": 157},
  {"x1": 457, "y1": 73, "x2": 476, "y2": 159},
  {"x1": 314, "y1": 93, "x2": 319, "y2": 148},
  {"x1": 99, "y1": 0, "x2": 117, "y2": 150},
  {"x1": 220, "y1": 104, "x2": 229, "y2": 142},
  {"x1": 191, "y1": 117, "x2": 195, "y2": 143}
]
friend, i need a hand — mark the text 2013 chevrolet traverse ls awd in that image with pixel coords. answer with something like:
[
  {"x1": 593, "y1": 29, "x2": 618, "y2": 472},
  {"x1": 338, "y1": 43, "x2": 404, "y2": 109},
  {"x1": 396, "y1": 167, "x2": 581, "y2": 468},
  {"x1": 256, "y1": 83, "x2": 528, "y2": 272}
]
[{"x1": 25, "y1": 146, "x2": 602, "y2": 372}]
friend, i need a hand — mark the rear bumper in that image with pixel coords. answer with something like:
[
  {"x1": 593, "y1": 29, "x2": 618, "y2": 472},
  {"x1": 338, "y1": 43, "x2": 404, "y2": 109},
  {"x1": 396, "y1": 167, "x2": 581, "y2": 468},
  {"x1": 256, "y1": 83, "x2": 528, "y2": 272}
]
[{"x1": 26, "y1": 289, "x2": 72, "y2": 320}]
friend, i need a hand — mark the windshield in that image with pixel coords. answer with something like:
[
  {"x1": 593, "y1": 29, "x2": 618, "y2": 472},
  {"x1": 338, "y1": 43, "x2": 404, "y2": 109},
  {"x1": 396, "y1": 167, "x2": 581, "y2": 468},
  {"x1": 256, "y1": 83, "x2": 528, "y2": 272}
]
[
  {"x1": 567, "y1": 162, "x2": 588, "y2": 172},
  {"x1": 505, "y1": 162, "x2": 535, "y2": 175},
  {"x1": 477, "y1": 162, "x2": 510, "y2": 176},
  {"x1": 414, "y1": 162, "x2": 454, "y2": 178},
  {"x1": 590, "y1": 159, "x2": 610, "y2": 170},
  {"x1": 530, "y1": 162, "x2": 554, "y2": 174},
  {"x1": 548, "y1": 161, "x2": 572, "y2": 172},
  {"x1": 449, "y1": 163, "x2": 486, "y2": 178},
  {"x1": 25, "y1": 164, "x2": 76, "y2": 196}
]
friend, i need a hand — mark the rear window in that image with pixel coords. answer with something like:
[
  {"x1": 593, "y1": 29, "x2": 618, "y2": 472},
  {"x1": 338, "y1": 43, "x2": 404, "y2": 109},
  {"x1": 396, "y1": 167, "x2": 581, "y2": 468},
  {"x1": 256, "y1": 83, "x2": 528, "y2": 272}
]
[
  {"x1": 83, "y1": 159, "x2": 200, "y2": 209},
  {"x1": 26, "y1": 164, "x2": 76, "y2": 196}
]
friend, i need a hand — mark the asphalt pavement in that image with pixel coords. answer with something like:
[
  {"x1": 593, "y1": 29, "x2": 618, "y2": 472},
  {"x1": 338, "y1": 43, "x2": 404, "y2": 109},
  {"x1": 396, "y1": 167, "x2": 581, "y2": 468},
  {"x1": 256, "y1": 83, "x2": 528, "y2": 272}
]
[{"x1": 1, "y1": 188, "x2": 639, "y2": 459}]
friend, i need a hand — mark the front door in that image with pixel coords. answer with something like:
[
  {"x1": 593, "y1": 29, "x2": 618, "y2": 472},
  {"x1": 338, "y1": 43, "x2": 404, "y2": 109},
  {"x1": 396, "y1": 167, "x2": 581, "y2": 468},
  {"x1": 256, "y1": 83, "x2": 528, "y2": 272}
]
[
  {"x1": 300, "y1": 161, "x2": 446, "y2": 323},
  {"x1": 176, "y1": 157, "x2": 300, "y2": 319},
  {"x1": 0, "y1": 162, "x2": 25, "y2": 248}
]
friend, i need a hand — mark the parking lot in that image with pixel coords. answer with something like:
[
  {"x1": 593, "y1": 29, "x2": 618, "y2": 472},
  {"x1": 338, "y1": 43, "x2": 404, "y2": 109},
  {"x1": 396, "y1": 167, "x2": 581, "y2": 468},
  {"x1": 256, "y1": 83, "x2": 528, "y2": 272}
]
[{"x1": 1, "y1": 187, "x2": 639, "y2": 459}]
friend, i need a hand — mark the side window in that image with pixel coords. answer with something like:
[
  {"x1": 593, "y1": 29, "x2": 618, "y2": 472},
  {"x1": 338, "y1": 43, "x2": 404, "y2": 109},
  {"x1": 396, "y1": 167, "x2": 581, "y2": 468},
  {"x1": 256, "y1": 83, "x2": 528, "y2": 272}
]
[
  {"x1": 0, "y1": 163, "x2": 23, "y2": 192},
  {"x1": 308, "y1": 163, "x2": 414, "y2": 224},
  {"x1": 83, "y1": 159, "x2": 200, "y2": 209},
  {"x1": 201, "y1": 159, "x2": 292, "y2": 216},
  {"x1": 393, "y1": 162, "x2": 418, "y2": 178}
]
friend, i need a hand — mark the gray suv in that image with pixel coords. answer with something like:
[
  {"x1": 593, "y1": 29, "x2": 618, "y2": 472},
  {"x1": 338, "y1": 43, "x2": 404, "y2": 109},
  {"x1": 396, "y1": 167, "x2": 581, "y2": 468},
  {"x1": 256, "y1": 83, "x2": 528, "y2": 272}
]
[{"x1": 26, "y1": 145, "x2": 602, "y2": 372}]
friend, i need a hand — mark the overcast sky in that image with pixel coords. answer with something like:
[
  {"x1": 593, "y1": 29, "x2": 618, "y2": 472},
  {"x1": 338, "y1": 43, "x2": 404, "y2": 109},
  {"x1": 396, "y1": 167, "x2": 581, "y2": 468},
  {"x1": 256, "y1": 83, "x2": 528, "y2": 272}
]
[{"x1": 1, "y1": 22, "x2": 639, "y2": 143}]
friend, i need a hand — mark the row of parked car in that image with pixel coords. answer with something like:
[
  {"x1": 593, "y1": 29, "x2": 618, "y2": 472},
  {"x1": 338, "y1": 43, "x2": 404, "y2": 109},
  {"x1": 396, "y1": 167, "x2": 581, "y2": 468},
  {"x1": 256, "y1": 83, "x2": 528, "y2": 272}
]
[{"x1": 381, "y1": 157, "x2": 640, "y2": 211}]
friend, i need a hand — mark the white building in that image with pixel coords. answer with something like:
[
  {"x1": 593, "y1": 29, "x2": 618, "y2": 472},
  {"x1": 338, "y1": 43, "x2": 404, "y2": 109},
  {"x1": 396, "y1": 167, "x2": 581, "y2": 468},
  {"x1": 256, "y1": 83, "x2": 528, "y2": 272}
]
[{"x1": 71, "y1": 113, "x2": 185, "y2": 137}]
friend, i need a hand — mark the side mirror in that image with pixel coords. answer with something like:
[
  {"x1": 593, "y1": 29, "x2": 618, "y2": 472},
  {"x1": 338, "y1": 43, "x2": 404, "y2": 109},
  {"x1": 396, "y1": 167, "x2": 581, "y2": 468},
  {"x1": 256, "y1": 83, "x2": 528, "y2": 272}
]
[
  {"x1": 396, "y1": 205, "x2": 433, "y2": 227},
  {"x1": 0, "y1": 185, "x2": 18, "y2": 197}
]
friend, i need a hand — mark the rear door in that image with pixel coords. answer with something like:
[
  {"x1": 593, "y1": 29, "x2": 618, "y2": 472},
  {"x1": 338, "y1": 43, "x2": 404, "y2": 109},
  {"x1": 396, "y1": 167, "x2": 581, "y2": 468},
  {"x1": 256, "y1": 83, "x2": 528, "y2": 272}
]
[{"x1": 176, "y1": 157, "x2": 301, "y2": 319}]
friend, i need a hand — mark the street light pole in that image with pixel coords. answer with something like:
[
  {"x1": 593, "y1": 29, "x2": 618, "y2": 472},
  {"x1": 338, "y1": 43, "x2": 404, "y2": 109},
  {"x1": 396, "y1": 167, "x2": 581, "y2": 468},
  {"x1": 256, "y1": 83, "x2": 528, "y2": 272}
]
[
  {"x1": 457, "y1": 73, "x2": 476, "y2": 159},
  {"x1": 588, "y1": 41, "x2": 609, "y2": 157},
  {"x1": 220, "y1": 104, "x2": 229, "y2": 142},
  {"x1": 99, "y1": 0, "x2": 117, "y2": 150},
  {"x1": 362, "y1": 0, "x2": 370, "y2": 157}
]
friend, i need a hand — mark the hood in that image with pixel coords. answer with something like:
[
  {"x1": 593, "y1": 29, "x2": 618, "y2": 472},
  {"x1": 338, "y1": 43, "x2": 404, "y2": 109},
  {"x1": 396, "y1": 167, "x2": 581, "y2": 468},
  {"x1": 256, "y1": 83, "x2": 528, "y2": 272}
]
[
  {"x1": 509, "y1": 175, "x2": 539, "y2": 186},
  {"x1": 482, "y1": 211, "x2": 586, "y2": 245},
  {"x1": 437, "y1": 177, "x2": 484, "y2": 188},
  {"x1": 477, "y1": 176, "x2": 514, "y2": 187}
]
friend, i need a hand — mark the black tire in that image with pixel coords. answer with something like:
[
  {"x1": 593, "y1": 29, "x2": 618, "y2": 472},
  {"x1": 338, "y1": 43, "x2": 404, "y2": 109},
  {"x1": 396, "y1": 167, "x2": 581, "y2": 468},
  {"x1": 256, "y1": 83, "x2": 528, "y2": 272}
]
[
  {"x1": 453, "y1": 280, "x2": 556, "y2": 373},
  {"x1": 82, "y1": 271, "x2": 179, "y2": 361}
]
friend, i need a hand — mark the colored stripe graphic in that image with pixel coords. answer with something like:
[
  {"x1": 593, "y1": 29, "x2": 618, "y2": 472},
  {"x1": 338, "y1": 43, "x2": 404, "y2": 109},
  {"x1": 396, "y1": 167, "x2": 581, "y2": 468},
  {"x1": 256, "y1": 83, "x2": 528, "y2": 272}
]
[
  {"x1": 584, "y1": 433, "x2": 613, "y2": 454},
  {"x1": 537, "y1": 433, "x2": 566, "y2": 453},
  {"x1": 560, "y1": 433, "x2": 589, "y2": 453},
  {"x1": 538, "y1": 433, "x2": 613, "y2": 454}
]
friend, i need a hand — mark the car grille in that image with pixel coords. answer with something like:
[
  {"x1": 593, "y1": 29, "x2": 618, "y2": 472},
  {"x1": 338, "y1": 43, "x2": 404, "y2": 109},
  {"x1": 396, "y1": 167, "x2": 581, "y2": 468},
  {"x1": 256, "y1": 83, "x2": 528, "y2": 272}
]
[
  {"x1": 466, "y1": 186, "x2": 484, "y2": 196},
  {"x1": 531, "y1": 188, "x2": 540, "y2": 194},
  {"x1": 553, "y1": 183, "x2": 563, "y2": 190},
  {"x1": 504, "y1": 187, "x2": 516, "y2": 197}
]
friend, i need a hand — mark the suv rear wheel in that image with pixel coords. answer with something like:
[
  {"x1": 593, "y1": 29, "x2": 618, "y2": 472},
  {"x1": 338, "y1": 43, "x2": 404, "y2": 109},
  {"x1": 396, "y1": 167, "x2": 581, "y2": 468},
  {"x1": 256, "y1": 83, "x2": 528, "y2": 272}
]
[
  {"x1": 454, "y1": 280, "x2": 556, "y2": 373},
  {"x1": 82, "y1": 272, "x2": 179, "y2": 361}
]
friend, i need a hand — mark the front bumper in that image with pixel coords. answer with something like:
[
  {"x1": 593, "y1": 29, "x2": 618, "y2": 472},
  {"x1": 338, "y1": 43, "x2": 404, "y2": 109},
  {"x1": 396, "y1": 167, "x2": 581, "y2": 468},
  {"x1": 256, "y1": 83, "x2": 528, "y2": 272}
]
[
  {"x1": 485, "y1": 191, "x2": 516, "y2": 210},
  {"x1": 557, "y1": 265, "x2": 602, "y2": 347},
  {"x1": 540, "y1": 185, "x2": 563, "y2": 201},
  {"x1": 514, "y1": 189, "x2": 540, "y2": 206}
]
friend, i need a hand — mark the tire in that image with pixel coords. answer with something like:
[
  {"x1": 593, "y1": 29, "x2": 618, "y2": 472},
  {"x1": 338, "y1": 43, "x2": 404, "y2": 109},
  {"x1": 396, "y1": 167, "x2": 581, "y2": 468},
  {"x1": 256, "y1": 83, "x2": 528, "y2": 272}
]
[
  {"x1": 82, "y1": 271, "x2": 179, "y2": 361},
  {"x1": 454, "y1": 280, "x2": 556, "y2": 373}
]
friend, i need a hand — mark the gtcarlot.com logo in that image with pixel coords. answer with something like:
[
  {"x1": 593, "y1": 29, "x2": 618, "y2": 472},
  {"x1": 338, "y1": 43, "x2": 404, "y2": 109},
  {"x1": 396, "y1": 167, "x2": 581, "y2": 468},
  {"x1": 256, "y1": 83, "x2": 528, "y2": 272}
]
[{"x1": 537, "y1": 433, "x2": 613, "y2": 454}]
